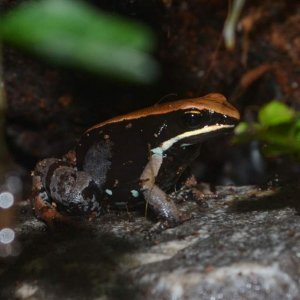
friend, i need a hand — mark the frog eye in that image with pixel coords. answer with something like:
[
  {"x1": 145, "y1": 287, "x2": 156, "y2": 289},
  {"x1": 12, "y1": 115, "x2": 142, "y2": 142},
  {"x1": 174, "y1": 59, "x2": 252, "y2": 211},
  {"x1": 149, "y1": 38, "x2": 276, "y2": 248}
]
[{"x1": 183, "y1": 110, "x2": 202, "y2": 129}]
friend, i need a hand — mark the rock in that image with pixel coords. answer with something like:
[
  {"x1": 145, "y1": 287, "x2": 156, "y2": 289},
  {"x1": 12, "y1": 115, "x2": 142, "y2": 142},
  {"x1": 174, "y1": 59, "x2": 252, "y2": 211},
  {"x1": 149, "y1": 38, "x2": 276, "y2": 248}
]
[{"x1": 1, "y1": 185, "x2": 300, "y2": 300}]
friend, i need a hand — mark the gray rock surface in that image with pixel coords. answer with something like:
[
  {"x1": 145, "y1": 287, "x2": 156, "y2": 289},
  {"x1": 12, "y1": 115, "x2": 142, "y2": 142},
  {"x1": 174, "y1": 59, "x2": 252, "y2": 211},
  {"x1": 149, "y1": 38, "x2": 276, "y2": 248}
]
[{"x1": 1, "y1": 185, "x2": 300, "y2": 300}]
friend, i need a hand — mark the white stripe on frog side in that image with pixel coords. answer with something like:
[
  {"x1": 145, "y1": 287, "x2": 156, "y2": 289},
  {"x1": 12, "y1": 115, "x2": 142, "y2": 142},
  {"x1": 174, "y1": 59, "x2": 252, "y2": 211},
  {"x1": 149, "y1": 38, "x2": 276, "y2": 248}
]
[{"x1": 151, "y1": 124, "x2": 234, "y2": 154}]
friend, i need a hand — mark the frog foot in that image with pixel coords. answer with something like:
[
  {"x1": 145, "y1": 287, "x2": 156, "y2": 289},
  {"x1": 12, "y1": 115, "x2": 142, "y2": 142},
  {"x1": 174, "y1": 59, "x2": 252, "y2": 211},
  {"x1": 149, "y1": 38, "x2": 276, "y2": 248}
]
[
  {"x1": 33, "y1": 191, "x2": 73, "y2": 228},
  {"x1": 142, "y1": 185, "x2": 183, "y2": 224},
  {"x1": 32, "y1": 167, "x2": 74, "y2": 228}
]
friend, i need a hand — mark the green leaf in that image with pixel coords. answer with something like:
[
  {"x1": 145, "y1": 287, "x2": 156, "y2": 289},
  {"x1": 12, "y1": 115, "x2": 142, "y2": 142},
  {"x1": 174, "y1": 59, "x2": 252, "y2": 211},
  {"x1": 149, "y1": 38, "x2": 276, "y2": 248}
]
[
  {"x1": 262, "y1": 144, "x2": 287, "y2": 157},
  {"x1": 234, "y1": 122, "x2": 249, "y2": 135},
  {"x1": 258, "y1": 100, "x2": 294, "y2": 127},
  {"x1": 0, "y1": 0, "x2": 159, "y2": 83},
  {"x1": 292, "y1": 119, "x2": 300, "y2": 145}
]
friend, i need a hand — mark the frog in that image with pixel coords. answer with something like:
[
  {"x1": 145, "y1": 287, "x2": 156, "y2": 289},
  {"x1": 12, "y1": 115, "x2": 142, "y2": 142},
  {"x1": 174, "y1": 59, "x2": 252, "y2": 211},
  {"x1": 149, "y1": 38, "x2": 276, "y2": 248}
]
[{"x1": 32, "y1": 93, "x2": 240, "y2": 228}]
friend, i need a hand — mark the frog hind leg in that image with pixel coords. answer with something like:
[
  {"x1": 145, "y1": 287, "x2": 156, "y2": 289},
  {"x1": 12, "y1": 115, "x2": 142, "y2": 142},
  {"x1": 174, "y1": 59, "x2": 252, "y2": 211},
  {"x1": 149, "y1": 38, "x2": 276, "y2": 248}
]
[
  {"x1": 32, "y1": 158, "x2": 102, "y2": 226},
  {"x1": 140, "y1": 154, "x2": 188, "y2": 229}
]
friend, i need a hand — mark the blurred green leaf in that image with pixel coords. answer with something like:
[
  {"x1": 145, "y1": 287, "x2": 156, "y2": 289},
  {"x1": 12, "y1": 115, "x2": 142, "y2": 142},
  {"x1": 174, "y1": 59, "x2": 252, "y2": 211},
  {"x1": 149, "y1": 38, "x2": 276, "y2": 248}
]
[
  {"x1": 291, "y1": 119, "x2": 300, "y2": 146},
  {"x1": 0, "y1": 0, "x2": 159, "y2": 83},
  {"x1": 262, "y1": 143, "x2": 289, "y2": 157},
  {"x1": 258, "y1": 101, "x2": 294, "y2": 127},
  {"x1": 234, "y1": 121, "x2": 249, "y2": 135}
]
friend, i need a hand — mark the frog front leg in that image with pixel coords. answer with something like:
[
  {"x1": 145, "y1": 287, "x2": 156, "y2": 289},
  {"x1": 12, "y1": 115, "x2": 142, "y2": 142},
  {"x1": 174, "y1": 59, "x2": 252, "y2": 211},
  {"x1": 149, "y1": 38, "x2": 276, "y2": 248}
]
[
  {"x1": 139, "y1": 153, "x2": 184, "y2": 228},
  {"x1": 32, "y1": 158, "x2": 101, "y2": 226}
]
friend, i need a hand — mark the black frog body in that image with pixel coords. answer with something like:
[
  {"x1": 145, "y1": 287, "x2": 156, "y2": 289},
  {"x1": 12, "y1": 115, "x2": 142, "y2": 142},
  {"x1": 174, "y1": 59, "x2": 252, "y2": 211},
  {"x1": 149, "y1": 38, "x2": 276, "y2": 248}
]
[{"x1": 32, "y1": 93, "x2": 240, "y2": 227}]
